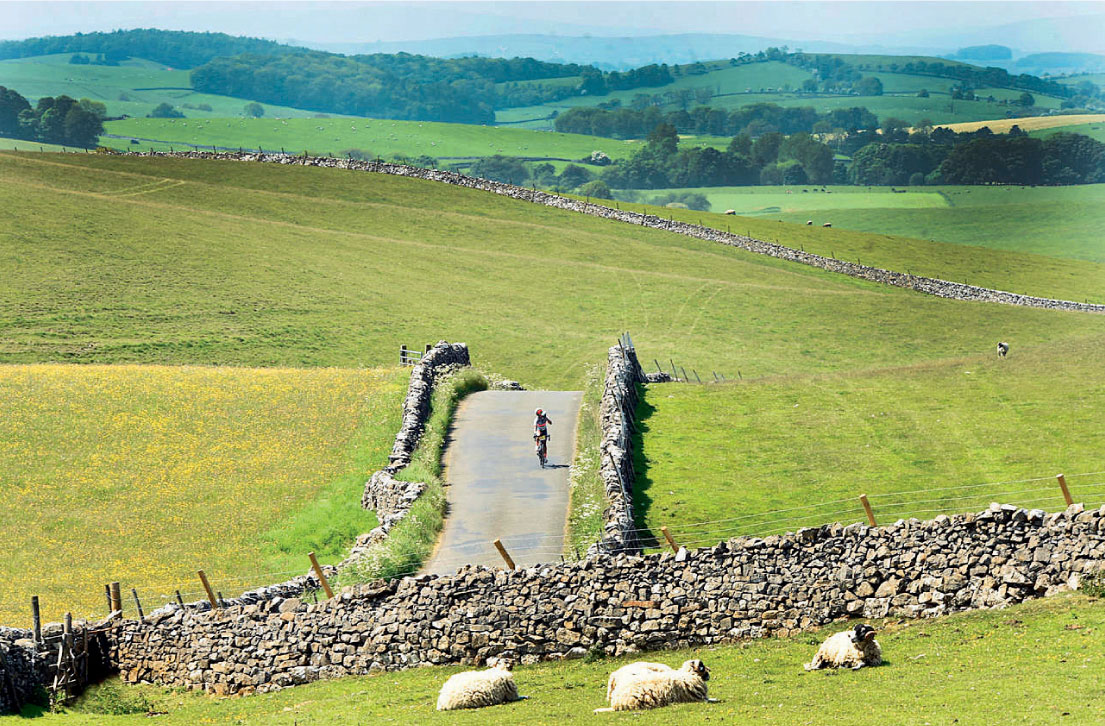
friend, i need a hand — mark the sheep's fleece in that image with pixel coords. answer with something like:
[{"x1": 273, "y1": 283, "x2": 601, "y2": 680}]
[
  {"x1": 805, "y1": 624, "x2": 883, "y2": 670},
  {"x1": 436, "y1": 657, "x2": 523, "y2": 711},
  {"x1": 597, "y1": 659, "x2": 711, "y2": 712}
]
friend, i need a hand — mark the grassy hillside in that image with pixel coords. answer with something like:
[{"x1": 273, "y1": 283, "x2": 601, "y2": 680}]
[
  {"x1": 0, "y1": 135, "x2": 72, "y2": 152},
  {"x1": 933, "y1": 113, "x2": 1105, "y2": 133},
  {"x1": 633, "y1": 337, "x2": 1105, "y2": 546},
  {"x1": 626, "y1": 184, "x2": 1105, "y2": 270},
  {"x1": 11, "y1": 594, "x2": 1101, "y2": 724},
  {"x1": 0, "y1": 53, "x2": 325, "y2": 119},
  {"x1": 102, "y1": 116, "x2": 636, "y2": 160},
  {"x1": 1032, "y1": 122, "x2": 1105, "y2": 143},
  {"x1": 0, "y1": 364, "x2": 405, "y2": 625},
  {"x1": 4, "y1": 152, "x2": 1105, "y2": 387}
]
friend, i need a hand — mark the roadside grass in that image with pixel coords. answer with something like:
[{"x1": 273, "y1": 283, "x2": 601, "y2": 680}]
[
  {"x1": 632, "y1": 336, "x2": 1105, "y2": 544},
  {"x1": 0, "y1": 53, "x2": 326, "y2": 119},
  {"x1": 339, "y1": 368, "x2": 489, "y2": 584},
  {"x1": 604, "y1": 184, "x2": 1105, "y2": 298},
  {"x1": 5, "y1": 152, "x2": 1105, "y2": 390},
  {"x1": 0, "y1": 364, "x2": 406, "y2": 625},
  {"x1": 21, "y1": 593, "x2": 1103, "y2": 724},
  {"x1": 103, "y1": 116, "x2": 636, "y2": 161},
  {"x1": 565, "y1": 364, "x2": 605, "y2": 557}
]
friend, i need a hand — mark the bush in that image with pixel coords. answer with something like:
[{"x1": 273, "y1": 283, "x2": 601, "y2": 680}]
[
  {"x1": 578, "y1": 180, "x2": 613, "y2": 199},
  {"x1": 147, "y1": 102, "x2": 184, "y2": 118},
  {"x1": 244, "y1": 101, "x2": 264, "y2": 118},
  {"x1": 909, "y1": 171, "x2": 926, "y2": 186},
  {"x1": 1083, "y1": 569, "x2": 1105, "y2": 598}
]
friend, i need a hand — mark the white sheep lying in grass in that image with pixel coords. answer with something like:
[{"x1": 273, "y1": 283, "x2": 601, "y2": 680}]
[
  {"x1": 436, "y1": 657, "x2": 527, "y2": 711},
  {"x1": 805, "y1": 623, "x2": 883, "y2": 671},
  {"x1": 595, "y1": 659, "x2": 712, "y2": 712}
]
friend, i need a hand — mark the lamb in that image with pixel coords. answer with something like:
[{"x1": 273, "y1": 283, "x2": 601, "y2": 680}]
[
  {"x1": 436, "y1": 657, "x2": 527, "y2": 711},
  {"x1": 595, "y1": 659, "x2": 712, "y2": 712},
  {"x1": 997, "y1": 341, "x2": 1009, "y2": 358},
  {"x1": 806, "y1": 220, "x2": 813, "y2": 225},
  {"x1": 822, "y1": 222, "x2": 832, "y2": 227},
  {"x1": 804, "y1": 623, "x2": 883, "y2": 671}
]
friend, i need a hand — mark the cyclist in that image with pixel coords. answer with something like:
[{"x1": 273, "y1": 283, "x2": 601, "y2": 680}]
[{"x1": 533, "y1": 408, "x2": 552, "y2": 440}]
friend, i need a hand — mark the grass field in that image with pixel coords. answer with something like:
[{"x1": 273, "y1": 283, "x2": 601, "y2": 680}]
[
  {"x1": 0, "y1": 135, "x2": 73, "y2": 152},
  {"x1": 628, "y1": 184, "x2": 1105, "y2": 271},
  {"x1": 0, "y1": 53, "x2": 326, "y2": 119},
  {"x1": 102, "y1": 116, "x2": 636, "y2": 160},
  {"x1": 1032, "y1": 122, "x2": 1105, "y2": 143},
  {"x1": 633, "y1": 337, "x2": 1105, "y2": 545},
  {"x1": 0, "y1": 364, "x2": 406, "y2": 625},
  {"x1": 7, "y1": 593, "x2": 1100, "y2": 724}
]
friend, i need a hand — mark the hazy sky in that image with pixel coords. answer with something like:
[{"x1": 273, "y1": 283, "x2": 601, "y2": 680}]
[{"x1": 3, "y1": 0, "x2": 1105, "y2": 48}]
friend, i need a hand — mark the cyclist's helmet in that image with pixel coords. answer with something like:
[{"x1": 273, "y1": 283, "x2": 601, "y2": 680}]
[{"x1": 535, "y1": 408, "x2": 543, "y2": 415}]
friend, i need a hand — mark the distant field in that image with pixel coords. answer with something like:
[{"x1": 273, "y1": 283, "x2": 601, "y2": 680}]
[
  {"x1": 103, "y1": 116, "x2": 635, "y2": 160},
  {"x1": 0, "y1": 364, "x2": 404, "y2": 624},
  {"x1": 634, "y1": 337, "x2": 1105, "y2": 546},
  {"x1": 1057, "y1": 73, "x2": 1105, "y2": 86},
  {"x1": 28, "y1": 594, "x2": 1105, "y2": 724},
  {"x1": 0, "y1": 135, "x2": 72, "y2": 152},
  {"x1": 933, "y1": 113, "x2": 1105, "y2": 133},
  {"x1": 632, "y1": 184, "x2": 1105, "y2": 267},
  {"x1": 1031, "y1": 122, "x2": 1105, "y2": 143},
  {"x1": 0, "y1": 53, "x2": 329, "y2": 119}
]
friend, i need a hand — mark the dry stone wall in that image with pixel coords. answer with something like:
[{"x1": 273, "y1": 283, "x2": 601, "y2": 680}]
[
  {"x1": 589, "y1": 343, "x2": 646, "y2": 556},
  {"x1": 103, "y1": 502, "x2": 1105, "y2": 696},
  {"x1": 119, "y1": 151, "x2": 1105, "y2": 315},
  {"x1": 0, "y1": 628, "x2": 44, "y2": 713}
]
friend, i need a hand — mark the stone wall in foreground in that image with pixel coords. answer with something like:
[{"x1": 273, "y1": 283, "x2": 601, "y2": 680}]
[{"x1": 106, "y1": 503, "x2": 1105, "y2": 695}]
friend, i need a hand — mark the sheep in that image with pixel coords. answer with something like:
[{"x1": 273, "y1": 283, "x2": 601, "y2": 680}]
[
  {"x1": 724, "y1": 209, "x2": 736, "y2": 215},
  {"x1": 806, "y1": 219, "x2": 813, "y2": 225},
  {"x1": 804, "y1": 623, "x2": 882, "y2": 671},
  {"x1": 436, "y1": 657, "x2": 527, "y2": 711},
  {"x1": 595, "y1": 659, "x2": 712, "y2": 712},
  {"x1": 822, "y1": 222, "x2": 832, "y2": 227},
  {"x1": 997, "y1": 341, "x2": 1009, "y2": 358}
]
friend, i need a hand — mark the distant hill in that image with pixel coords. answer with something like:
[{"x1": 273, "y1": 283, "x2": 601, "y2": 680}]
[
  {"x1": 949, "y1": 45, "x2": 1013, "y2": 62},
  {"x1": 1015, "y1": 52, "x2": 1105, "y2": 75}
]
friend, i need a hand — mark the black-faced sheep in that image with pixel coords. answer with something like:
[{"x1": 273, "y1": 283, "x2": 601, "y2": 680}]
[
  {"x1": 997, "y1": 341, "x2": 1009, "y2": 358},
  {"x1": 806, "y1": 220, "x2": 813, "y2": 225},
  {"x1": 595, "y1": 659, "x2": 712, "y2": 712},
  {"x1": 804, "y1": 623, "x2": 882, "y2": 671},
  {"x1": 436, "y1": 657, "x2": 526, "y2": 711}
]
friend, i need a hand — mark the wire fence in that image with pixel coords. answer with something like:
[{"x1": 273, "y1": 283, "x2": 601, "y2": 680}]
[{"x1": 24, "y1": 469, "x2": 1103, "y2": 628}]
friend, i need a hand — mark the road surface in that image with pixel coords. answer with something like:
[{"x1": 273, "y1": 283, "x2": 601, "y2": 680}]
[{"x1": 424, "y1": 390, "x2": 582, "y2": 575}]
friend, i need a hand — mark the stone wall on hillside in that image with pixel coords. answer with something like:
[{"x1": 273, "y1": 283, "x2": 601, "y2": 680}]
[
  {"x1": 120, "y1": 151, "x2": 1105, "y2": 315},
  {"x1": 589, "y1": 343, "x2": 646, "y2": 556},
  {"x1": 104, "y1": 503, "x2": 1105, "y2": 695},
  {"x1": 0, "y1": 628, "x2": 43, "y2": 713}
]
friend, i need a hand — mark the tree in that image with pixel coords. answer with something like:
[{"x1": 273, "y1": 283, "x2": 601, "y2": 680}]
[
  {"x1": 148, "y1": 102, "x2": 184, "y2": 118},
  {"x1": 470, "y1": 155, "x2": 529, "y2": 185},
  {"x1": 68, "y1": 53, "x2": 90, "y2": 65},
  {"x1": 0, "y1": 85, "x2": 31, "y2": 137},
  {"x1": 558, "y1": 164, "x2": 593, "y2": 189},
  {"x1": 854, "y1": 76, "x2": 884, "y2": 96},
  {"x1": 78, "y1": 98, "x2": 107, "y2": 120},
  {"x1": 751, "y1": 132, "x2": 783, "y2": 166},
  {"x1": 578, "y1": 180, "x2": 613, "y2": 199},
  {"x1": 917, "y1": 88, "x2": 929, "y2": 98},
  {"x1": 1017, "y1": 92, "x2": 1035, "y2": 107},
  {"x1": 727, "y1": 133, "x2": 752, "y2": 157},
  {"x1": 646, "y1": 123, "x2": 678, "y2": 156},
  {"x1": 244, "y1": 102, "x2": 264, "y2": 118}
]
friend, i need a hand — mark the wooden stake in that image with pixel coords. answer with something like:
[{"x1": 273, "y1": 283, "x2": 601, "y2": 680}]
[
  {"x1": 198, "y1": 570, "x2": 218, "y2": 609},
  {"x1": 692, "y1": 369, "x2": 702, "y2": 384},
  {"x1": 1057, "y1": 474, "x2": 1073, "y2": 506},
  {"x1": 131, "y1": 588, "x2": 145, "y2": 619},
  {"x1": 175, "y1": 590, "x2": 185, "y2": 608},
  {"x1": 660, "y1": 526, "x2": 679, "y2": 553},
  {"x1": 493, "y1": 539, "x2": 516, "y2": 570},
  {"x1": 31, "y1": 596, "x2": 41, "y2": 643},
  {"x1": 104, "y1": 584, "x2": 112, "y2": 613},
  {"x1": 308, "y1": 552, "x2": 334, "y2": 599},
  {"x1": 110, "y1": 582, "x2": 122, "y2": 614},
  {"x1": 860, "y1": 494, "x2": 877, "y2": 526}
]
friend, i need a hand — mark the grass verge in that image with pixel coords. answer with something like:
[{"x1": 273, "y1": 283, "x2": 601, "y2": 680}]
[
  {"x1": 37, "y1": 593, "x2": 1105, "y2": 724},
  {"x1": 565, "y1": 363, "x2": 604, "y2": 556},
  {"x1": 338, "y1": 367, "x2": 489, "y2": 583}
]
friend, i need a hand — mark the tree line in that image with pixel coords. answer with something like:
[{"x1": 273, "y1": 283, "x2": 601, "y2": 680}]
[{"x1": 0, "y1": 85, "x2": 104, "y2": 147}]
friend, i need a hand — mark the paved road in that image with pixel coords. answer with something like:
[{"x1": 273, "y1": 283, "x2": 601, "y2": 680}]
[{"x1": 424, "y1": 390, "x2": 582, "y2": 576}]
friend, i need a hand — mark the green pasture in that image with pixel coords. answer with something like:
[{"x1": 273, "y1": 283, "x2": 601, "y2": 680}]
[
  {"x1": 10, "y1": 594, "x2": 1103, "y2": 725},
  {"x1": 1057, "y1": 73, "x2": 1105, "y2": 86},
  {"x1": 1032, "y1": 122, "x2": 1105, "y2": 143},
  {"x1": 0, "y1": 134, "x2": 73, "y2": 152},
  {"x1": 103, "y1": 116, "x2": 634, "y2": 160},
  {"x1": 0, "y1": 53, "x2": 324, "y2": 119},
  {"x1": 4, "y1": 152, "x2": 1105, "y2": 388},
  {"x1": 633, "y1": 336, "x2": 1105, "y2": 545},
  {"x1": 629, "y1": 183, "x2": 1105, "y2": 273}
]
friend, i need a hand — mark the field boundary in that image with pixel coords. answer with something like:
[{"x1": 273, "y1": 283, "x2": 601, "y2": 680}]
[{"x1": 110, "y1": 150, "x2": 1105, "y2": 315}]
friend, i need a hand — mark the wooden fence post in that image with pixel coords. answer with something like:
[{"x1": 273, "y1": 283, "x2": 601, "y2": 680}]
[
  {"x1": 400, "y1": 344, "x2": 407, "y2": 365},
  {"x1": 680, "y1": 366, "x2": 689, "y2": 382},
  {"x1": 660, "y1": 526, "x2": 679, "y2": 553},
  {"x1": 692, "y1": 369, "x2": 702, "y2": 384},
  {"x1": 131, "y1": 588, "x2": 144, "y2": 619},
  {"x1": 493, "y1": 539, "x2": 516, "y2": 570},
  {"x1": 197, "y1": 570, "x2": 218, "y2": 609},
  {"x1": 859, "y1": 494, "x2": 877, "y2": 526},
  {"x1": 110, "y1": 582, "x2": 122, "y2": 614},
  {"x1": 308, "y1": 552, "x2": 334, "y2": 599},
  {"x1": 175, "y1": 590, "x2": 185, "y2": 608},
  {"x1": 31, "y1": 596, "x2": 41, "y2": 643},
  {"x1": 1057, "y1": 474, "x2": 1073, "y2": 506},
  {"x1": 104, "y1": 584, "x2": 112, "y2": 613}
]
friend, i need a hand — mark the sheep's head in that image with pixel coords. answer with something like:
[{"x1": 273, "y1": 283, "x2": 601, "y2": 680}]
[
  {"x1": 487, "y1": 656, "x2": 515, "y2": 671},
  {"x1": 682, "y1": 659, "x2": 710, "y2": 681},
  {"x1": 851, "y1": 624, "x2": 877, "y2": 644}
]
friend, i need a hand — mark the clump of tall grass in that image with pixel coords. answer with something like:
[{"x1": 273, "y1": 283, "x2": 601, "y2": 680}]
[
  {"x1": 566, "y1": 363, "x2": 604, "y2": 558},
  {"x1": 340, "y1": 367, "x2": 488, "y2": 583}
]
